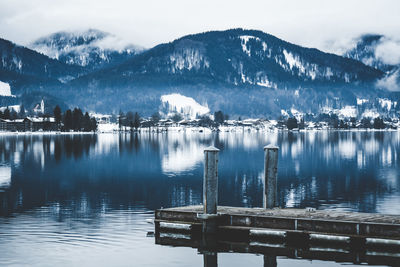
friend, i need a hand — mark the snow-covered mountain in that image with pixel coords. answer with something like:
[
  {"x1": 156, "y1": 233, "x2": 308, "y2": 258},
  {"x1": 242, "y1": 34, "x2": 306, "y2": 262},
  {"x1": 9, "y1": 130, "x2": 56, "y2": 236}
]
[
  {"x1": 81, "y1": 28, "x2": 382, "y2": 88},
  {"x1": 62, "y1": 29, "x2": 385, "y2": 115},
  {"x1": 0, "y1": 37, "x2": 82, "y2": 87},
  {"x1": 30, "y1": 29, "x2": 143, "y2": 70},
  {"x1": 0, "y1": 28, "x2": 397, "y2": 117}
]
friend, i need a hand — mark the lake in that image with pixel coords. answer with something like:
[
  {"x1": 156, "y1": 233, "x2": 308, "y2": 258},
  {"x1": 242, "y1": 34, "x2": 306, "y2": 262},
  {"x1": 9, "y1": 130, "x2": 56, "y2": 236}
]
[{"x1": 0, "y1": 131, "x2": 399, "y2": 266}]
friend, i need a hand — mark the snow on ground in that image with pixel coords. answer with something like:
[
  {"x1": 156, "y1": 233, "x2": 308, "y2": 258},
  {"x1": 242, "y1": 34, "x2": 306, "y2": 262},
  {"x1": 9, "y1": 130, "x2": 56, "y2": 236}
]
[
  {"x1": 283, "y1": 50, "x2": 305, "y2": 73},
  {"x1": 239, "y1": 35, "x2": 260, "y2": 56},
  {"x1": 338, "y1": 105, "x2": 357, "y2": 118},
  {"x1": 378, "y1": 98, "x2": 395, "y2": 111},
  {"x1": 97, "y1": 123, "x2": 119, "y2": 133},
  {"x1": 0, "y1": 105, "x2": 20, "y2": 113},
  {"x1": 0, "y1": 81, "x2": 15, "y2": 97},
  {"x1": 281, "y1": 109, "x2": 289, "y2": 117},
  {"x1": 256, "y1": 76, "x2": 277, "y2": 89},
  {"x1": 362, "y1": 109, "x2": 380, "y2": 119},
  {"x1": 290, "y1": 108, "x2": 303, "y2": 121},
  {"x1": 160, "y1": 93, "x2": 209, "y2": 120},
  {"x1": 357, "y1": 98, "x2": 369, "y2": 105}
]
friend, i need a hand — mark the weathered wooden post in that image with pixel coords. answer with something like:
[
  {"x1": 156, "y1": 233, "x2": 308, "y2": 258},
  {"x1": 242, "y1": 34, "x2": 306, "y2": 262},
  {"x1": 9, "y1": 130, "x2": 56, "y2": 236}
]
[
  {"x1": 199, "y1": 146, "x2": 220, "y2": 234},
  {"x1": 203, "y1": 252, "x2": 218, "y2": 267},
  {"x1": 263, "y1": 255, "x2": 277, "y2": 267},
  {"x1": 264, "y1": 145, "x2": 279, "y2": 209},
  {"x1": 203, "y1": 146, "x2": 219, "y2": 214}
]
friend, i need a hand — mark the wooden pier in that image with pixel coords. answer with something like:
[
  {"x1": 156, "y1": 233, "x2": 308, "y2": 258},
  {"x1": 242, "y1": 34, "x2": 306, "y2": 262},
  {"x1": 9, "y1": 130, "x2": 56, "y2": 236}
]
[{"x1": 154, "y1": 146, "x2": 400, "y2": 266}]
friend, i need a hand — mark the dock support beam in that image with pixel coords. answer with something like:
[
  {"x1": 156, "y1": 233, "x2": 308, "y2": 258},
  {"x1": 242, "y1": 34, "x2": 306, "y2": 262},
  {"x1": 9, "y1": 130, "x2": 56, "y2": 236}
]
[{"x1": 264, "y1": 145, "x2": 279, "y2": 209}]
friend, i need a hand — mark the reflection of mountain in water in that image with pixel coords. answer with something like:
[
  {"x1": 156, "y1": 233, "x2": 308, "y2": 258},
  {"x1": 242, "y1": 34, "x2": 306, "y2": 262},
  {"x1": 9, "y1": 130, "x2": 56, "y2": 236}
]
[
  {"x1": 0, "y1": 131, "x2": 400, "y2": 217},
  {"x1": 0, "y1": 165, "x2": 11, "y2": 189}
]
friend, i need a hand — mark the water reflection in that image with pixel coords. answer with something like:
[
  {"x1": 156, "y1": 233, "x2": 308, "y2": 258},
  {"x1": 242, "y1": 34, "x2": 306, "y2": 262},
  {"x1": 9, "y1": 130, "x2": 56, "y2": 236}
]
[
  {"x1": 0, "y1": 165, "x2": 11, "y2": 189},
  {"x1": 0, "y1": 131, "x2": 399, "y2": 217}
]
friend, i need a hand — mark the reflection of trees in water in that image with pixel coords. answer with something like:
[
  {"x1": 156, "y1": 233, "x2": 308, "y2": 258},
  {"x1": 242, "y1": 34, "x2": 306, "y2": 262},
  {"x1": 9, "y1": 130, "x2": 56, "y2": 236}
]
[
  {"x1": 63, "y1": 135, "x2": 97, "y2": 160},
  {"x1": 277, "y1": 131, "x2": 400, "y2": 212},
  {"x1": 118, "y1": 133, "x2": 141, "y2": 154},
  {"x1": 1, "y1": 132, "x2": 400, "y2": 217}
]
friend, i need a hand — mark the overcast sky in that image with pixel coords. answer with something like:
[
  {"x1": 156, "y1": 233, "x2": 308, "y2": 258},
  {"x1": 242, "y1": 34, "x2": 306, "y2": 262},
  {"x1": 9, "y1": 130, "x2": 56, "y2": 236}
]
[{"x1": 0, "y1": 0, "x2": 399, "y2": 53}]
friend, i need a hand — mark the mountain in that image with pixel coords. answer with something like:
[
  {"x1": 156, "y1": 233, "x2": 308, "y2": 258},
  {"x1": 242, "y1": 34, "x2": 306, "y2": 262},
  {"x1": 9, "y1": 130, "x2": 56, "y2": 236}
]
[
  {"x1": 30, "y1": 29, "x2": 143, "y2": 71},
  {"x1": 76, "y1": 29, "x2": 382, "y2": 87},
  {"x1": 0, "y1": 28, "x2": 395, "y2": 117},
  {"x1": 61, "y1": 29, "x2": 385, "y2": 116},
  {"x1": 0, "y1": 38, "x2": 82, "y2": 84},
  {"x1": 0, "y1": 38, "x2": 83, "y2": 109}
]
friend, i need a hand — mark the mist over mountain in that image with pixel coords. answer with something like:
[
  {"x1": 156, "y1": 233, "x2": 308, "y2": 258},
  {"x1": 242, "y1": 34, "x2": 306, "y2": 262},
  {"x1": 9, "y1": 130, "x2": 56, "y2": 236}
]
[
  {"x1": 0, "y1": 28, "x2": 398, "y2": 118},
  {"x1": 29, "y1": 29, "x2": 144, "y2": 71},
  {"x1": 343, "y1": 34, "x2": 400, "y2": 92}
]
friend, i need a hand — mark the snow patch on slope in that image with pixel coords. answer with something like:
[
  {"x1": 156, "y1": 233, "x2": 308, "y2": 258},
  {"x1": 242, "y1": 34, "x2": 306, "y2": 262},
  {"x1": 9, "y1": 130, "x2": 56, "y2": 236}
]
[
  {"x1": 160, "y1": 94, "x2": 209, "y2": 120},
  {"x1": 0, "y1": 81, "x2": 15, "y2": 97},
  {"x1": 283, "y1": 50, "x2": 305, "y2": 73},
  {"x1": 169, "y1": 48, "x2": 209, "y2": 72},
  {"x1": 239, "y1": 35, "x2": 268, "y2": 56},
  {"x1": 357, "y1": 98, "x2": 369, "y2": 105},
  {"x1": 378, "y1": 98, "x2": 396, "y2": 111}
]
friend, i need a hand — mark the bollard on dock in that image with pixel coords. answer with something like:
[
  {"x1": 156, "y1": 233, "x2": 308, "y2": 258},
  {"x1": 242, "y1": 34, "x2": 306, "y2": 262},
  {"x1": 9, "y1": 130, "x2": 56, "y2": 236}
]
[
  {"x1": 200, "y1": 146, "x2": 220, "y2": 234},
  {"x1": 264, "y1": 145, "x2": 279, "y2": 209},
  {"x1": 203, "y1": 146, "x2": 219, "y2": 214}
]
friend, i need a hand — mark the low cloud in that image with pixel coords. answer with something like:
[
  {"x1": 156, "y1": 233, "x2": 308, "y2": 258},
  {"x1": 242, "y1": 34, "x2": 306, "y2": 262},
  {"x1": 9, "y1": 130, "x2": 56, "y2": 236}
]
[
  {"x1": 376, "y1": 69, "x2": 400, "y2": 91},
  {"x1": 92, "y1": 35, "x2": 144, "y2": 52},
  {"x1": 374, "y1": 37, "x2": 400, "y2": 65},
  {"x1": 322, "y1": 37, "x2": 359, "y2": 55}
]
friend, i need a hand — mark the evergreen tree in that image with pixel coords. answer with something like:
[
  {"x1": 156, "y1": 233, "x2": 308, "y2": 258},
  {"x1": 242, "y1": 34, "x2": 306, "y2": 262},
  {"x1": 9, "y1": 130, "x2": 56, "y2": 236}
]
[
  {"x1": 373, "y1": 117, "x2": 385, "y2": 129},
  {"x1": 151, "y1": 112, "x2": 161, "y2": 124},
  {"x1": 63, "y1": 109, "x2": 73, "y2": 131},
  {"x1": 198, "y1": 115, "x2": 213, "y2": 127},
  {"x1": 90, "y1": 117, "x2": 98, "y2": 131},
  {"x1": 119, "y1": 110, "x2": 125, "y2": 130},
  {"x1": 82, "y1": 112, "x2": 92, "y2": 131},
  {"x1": 171, "y1": 113, "x2": 182, "y2": 122},
  {"x1": 224, "y1": 113, "x2": 229, "y2": 121},
  {"x1": 19, "y1": 104, "x2": 25, "y2": 118},
  {"x1": 360, "y1": 118, "x2": 372, "y2": 129},
  {"x1": 329, "y1": 114, "x2": 339, "y2": 129},
  {"x1": 298, "y1": 119, "x2": 305, "y2": 129},
  {"x1": 286, "y1": 117, "x2": 298, "y2": 130},
  {"x1": 10, "y1": 110, "x2": 17, "y2": 120},
  {"x1": 133, "y1": 112, "x2": 141, "y2": 129},
  {"x1": 72, "y1": 108, "x2": 83, "y2": 131},
  {"x1": 214, "y1": 111, "x2": 225, "y2": 124},
  {"x1": 126, "y1": 111, "x2": 134, "y2": 130},
  {"x1": 3, "y1": 107, "x2": 10, "y2": 120},
  {"x1": 54, "y1": 105, "x2": 62, "y2": 127}
]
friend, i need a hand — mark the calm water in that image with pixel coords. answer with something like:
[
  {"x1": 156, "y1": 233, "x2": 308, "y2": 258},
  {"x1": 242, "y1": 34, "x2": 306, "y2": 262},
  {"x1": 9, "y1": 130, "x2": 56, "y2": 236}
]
[{"x1": 0, "y1": 131, "x2": 399, "y2": 266}]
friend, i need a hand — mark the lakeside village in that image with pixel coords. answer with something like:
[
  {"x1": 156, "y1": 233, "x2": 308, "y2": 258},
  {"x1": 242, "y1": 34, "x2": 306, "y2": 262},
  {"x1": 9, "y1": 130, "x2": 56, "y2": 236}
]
[{"x1": 1, "y1": 99, "x2": 400, "y2": 133}]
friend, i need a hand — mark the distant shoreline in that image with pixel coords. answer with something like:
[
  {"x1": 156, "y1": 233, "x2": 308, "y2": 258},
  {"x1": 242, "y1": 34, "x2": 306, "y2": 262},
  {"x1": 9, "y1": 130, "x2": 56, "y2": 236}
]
[{"x1": 0, "y1": 127, "x2": 398, "y2": 135}]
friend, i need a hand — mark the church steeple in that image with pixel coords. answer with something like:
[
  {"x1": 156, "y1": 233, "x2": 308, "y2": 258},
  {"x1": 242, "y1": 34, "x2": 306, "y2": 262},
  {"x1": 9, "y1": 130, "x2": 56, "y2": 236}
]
[{"x1": 40, "y1": 99, "x2": 44, "y2": 114}]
